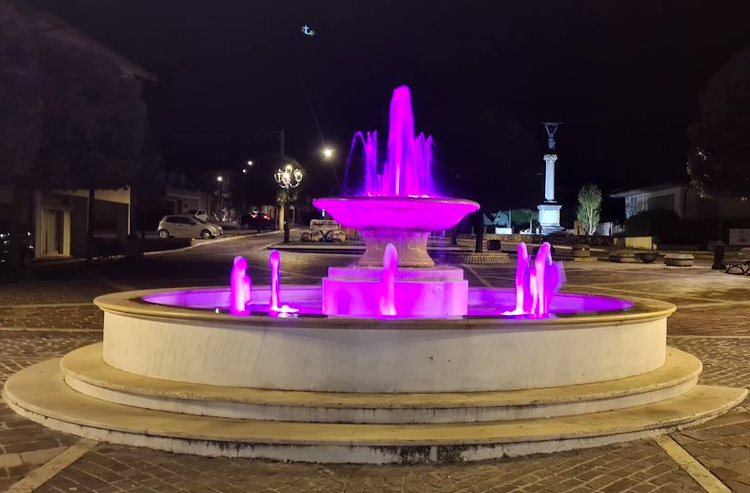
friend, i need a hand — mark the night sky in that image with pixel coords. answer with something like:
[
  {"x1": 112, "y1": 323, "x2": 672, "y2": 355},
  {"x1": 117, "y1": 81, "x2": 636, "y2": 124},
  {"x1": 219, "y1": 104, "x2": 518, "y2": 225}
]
[{"x1": 20, "y1": 0, "x2": 750, "y2": 215}]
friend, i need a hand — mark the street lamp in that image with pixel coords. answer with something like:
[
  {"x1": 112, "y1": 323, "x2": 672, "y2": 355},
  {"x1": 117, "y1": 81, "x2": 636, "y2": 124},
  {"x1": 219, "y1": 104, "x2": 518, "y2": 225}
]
[
  {"x1": 247, "y1": 160, "x2": 254, "y2": 166},
  {"x1": 274, "y1": 163, "x2": 304, "y2": 190},
  {"x1": 216, "y1": 176, "x2": 224, "y2": 220},
  {"x1": 321, "y1": 146, "x2": 341, "y2": 192},
  {"x1": 274, "y1": 162, "x2": 303, "y2": 241}
]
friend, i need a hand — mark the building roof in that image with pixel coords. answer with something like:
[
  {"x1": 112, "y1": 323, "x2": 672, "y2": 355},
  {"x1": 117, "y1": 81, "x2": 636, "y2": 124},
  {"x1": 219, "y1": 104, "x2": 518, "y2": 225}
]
[
  {"x1": 23, "y1": 8, "x2": 157, "y2": 82},
  {"x1": 609, "y1": 182, "x2": 689, "y2": 198}
]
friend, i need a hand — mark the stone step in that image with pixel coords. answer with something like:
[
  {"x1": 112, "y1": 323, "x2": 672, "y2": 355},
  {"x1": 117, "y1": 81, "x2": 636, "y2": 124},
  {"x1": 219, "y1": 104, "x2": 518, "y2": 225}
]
[
  {"x1": 4, "y1": 358, "x2": 745, "y2": 464},
  {"x1": 59, "y1": 344, "x2": 702, "y2": 423}
]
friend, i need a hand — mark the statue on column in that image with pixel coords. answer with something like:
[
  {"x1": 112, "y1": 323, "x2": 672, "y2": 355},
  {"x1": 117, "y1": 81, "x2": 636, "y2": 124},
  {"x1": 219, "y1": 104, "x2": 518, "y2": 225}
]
[
  {"x1": 538, "y1": 122, "x2": 564, "y2": 234},
  {"x1": 542, "y1": 122, "x2": 563, "y2": 151}
]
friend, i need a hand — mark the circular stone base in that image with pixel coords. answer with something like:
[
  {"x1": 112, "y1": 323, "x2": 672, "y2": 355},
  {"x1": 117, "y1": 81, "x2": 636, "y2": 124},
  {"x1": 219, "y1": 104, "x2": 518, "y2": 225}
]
[
  {"x1": 323, "y1": 266, "x2": 469, "y2": 317},
  {"x1": 61, "y1": 344, "x2": 702, "y2": 423},
  {"x1": 3, "y1": 356, "x2": 746, "y2": 464},
  {"x1": 96, "y1": 288, "x2": 673, "y2": 393}
]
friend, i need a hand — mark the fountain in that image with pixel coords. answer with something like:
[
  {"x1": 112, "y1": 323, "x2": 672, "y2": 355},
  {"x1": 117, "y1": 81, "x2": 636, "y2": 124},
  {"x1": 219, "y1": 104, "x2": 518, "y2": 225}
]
[{"x1": 3, "y1": 86, "x2": 745, "y2": 464}]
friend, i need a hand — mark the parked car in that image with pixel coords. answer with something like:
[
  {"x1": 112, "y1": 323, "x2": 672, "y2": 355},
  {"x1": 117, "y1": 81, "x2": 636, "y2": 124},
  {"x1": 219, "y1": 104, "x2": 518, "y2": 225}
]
[
  {"x1": 187, "y1": 209, "x2": 209, "y2": 222},
  {"x1": 157, "y1": 215, "x2": 223, "y2": 239},
  {"x1": 240, "y1": 211, "x2": 274, "y2": 230},
  {"x1": 0, "y1": 230, "x2": 34, "y2": 268}
]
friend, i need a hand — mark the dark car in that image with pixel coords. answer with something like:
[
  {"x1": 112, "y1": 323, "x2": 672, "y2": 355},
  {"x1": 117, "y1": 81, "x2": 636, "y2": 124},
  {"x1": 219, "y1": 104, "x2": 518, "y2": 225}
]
[
  {"x1": 0, "y1": 230, "x2": 34, "y2": 269},
  {"x1": 240, "y1": 211, "x2": 274, "y2": 230}
]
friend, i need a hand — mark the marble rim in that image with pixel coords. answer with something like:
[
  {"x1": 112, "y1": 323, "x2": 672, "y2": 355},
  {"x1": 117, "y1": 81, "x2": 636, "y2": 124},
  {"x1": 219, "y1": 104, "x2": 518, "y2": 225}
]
[{"x1": 94, "y1": 286, "x2": 676, "y2": 330}]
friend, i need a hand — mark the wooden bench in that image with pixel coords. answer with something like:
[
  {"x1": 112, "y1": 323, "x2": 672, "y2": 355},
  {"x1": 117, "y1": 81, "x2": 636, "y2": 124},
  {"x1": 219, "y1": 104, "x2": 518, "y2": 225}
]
[{"x1": 725, "y1": 248, "x2": 750, "y2": 275}]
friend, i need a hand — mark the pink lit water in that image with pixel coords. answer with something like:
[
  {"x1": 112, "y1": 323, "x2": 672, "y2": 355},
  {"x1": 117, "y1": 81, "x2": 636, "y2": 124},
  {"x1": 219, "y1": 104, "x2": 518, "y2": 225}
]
[
  {"x1": 268, "y1": 250, "x2": 298, "y2": 315},
  {"x1": 229, "y1": 256, "x2": 251, "y2": 315},
  {"x1": 378, "y1": 244, "x2": 398, "y2": 316},
  {"x1": 345, "y1": 86, "x2": 435, "y2": 197},
  {"x1": 504, "y1": 242, "x2": 566, "y2": 318}
]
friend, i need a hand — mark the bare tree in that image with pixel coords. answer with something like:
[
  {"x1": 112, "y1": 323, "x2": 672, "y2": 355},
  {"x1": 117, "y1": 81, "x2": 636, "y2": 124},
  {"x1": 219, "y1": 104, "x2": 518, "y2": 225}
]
[{"x1": 576, "y1": 183, "x2": 602, "y2": 235}]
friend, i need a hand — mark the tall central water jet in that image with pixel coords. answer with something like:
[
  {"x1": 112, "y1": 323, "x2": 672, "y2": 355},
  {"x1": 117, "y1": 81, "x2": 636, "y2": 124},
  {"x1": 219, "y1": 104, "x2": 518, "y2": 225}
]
[
  {"x1": 315, "y1": 86, "x2": 478, "y2": 268},
  {"x1": 316, "y1": 86, "x2": 478, "y2": 317}
]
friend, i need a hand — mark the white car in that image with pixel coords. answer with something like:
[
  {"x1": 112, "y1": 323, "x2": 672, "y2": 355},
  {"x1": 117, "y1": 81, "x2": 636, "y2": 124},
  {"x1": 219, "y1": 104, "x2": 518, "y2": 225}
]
[
  {"x1": 187, "y1": 209, "x2": 209, "y2": 222},
  {"x1": 158, "y1": 215, "x2": 223, "y2": 239}
]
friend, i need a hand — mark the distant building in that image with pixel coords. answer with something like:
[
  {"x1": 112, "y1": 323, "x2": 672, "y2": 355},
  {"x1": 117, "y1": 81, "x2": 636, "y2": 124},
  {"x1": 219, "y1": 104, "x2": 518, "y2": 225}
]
[
  {"x1": 161, "y1": 171, "x2": 211, "y2": 217},
  {"x1": 0, "y1": 8, "x2": 158, "y2": 259},
  {"x1": 33, "y1": 189, "x2": 131, "y2": 258},
  {"x1": 610, "y1": 183, "x2": 750, "y2": 220}
]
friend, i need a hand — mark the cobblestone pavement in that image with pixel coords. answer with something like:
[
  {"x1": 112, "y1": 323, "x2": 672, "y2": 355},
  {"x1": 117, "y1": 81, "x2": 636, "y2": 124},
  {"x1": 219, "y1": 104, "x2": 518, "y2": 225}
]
[{"x1": 1, "y1": 236, "x2": 749, "y2": 492}]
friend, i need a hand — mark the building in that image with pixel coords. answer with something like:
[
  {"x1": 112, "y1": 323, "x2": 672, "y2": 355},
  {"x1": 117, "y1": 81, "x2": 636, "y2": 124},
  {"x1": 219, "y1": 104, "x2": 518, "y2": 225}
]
[
  {"x1": 33, "y1": 189, "x2": 131, "y2": 258},
  {"x1": 610, "y1": 183, "x2": 750, "y2": 221},
  {"x1": 0, "y1": 8, "x2": 157, "y2": 259}
]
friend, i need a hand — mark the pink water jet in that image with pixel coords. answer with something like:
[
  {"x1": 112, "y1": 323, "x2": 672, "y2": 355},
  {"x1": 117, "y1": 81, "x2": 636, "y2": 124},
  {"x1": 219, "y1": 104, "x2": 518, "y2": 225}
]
[
  {"x1": 378, "y1": 244, "x2": 398, "y2": 316},
  {"x1": 504, "y1": 242, "x2": 565, "y2": 318},
  {"x1": 345, "y1": 86, "x2": 435, "y2": 197},
  {"x1": 229, "y1": 256, "x2": 251, "y2": 315},
  {"x1": 268, "y1": 250, "x2": 298, "y2": 315}
]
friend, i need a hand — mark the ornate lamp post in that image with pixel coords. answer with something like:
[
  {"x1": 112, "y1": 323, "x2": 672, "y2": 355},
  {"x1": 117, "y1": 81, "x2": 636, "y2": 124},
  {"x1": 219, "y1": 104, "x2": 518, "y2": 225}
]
[{"x1": 274, "y1": 162, "x2": 303, "y2": 241}]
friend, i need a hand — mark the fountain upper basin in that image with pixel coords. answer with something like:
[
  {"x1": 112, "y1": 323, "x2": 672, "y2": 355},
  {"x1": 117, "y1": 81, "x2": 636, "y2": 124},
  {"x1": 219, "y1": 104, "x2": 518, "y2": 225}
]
[
  {"x1": 313, "y1": 196, "x2": 479, "y2": 232},
  {"x1": 313, "y1": 196, "x2": 479, "y2": 267}
]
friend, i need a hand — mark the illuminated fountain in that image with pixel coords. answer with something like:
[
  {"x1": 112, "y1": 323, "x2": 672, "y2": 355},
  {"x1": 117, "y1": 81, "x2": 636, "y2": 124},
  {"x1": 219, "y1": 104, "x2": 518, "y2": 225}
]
[{"x1": 3, "y1": 86, "x2": 746, "y2": 464}]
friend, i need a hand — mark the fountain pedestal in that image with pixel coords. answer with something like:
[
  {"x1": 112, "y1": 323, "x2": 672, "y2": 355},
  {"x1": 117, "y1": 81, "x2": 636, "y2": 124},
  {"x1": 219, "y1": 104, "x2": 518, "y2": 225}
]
[
  {"x1": 358, "y1": 230, "x2": 432, "y2": 267},
  {"x1": 322, "y1": 266, "x2": 468, "y2": 317}
]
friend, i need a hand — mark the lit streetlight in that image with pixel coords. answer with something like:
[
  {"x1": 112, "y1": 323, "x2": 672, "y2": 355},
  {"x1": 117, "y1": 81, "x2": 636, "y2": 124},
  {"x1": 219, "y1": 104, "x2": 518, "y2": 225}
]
[
  {"x1": 321, "y1": 146, "x2": 341, "y2": 191},
  {"x1": 274, "y1": 162, "x2": 303, "y2": 241},
  {"x1": 247, "y1": 160, "x2": 254, "y2": 166}
]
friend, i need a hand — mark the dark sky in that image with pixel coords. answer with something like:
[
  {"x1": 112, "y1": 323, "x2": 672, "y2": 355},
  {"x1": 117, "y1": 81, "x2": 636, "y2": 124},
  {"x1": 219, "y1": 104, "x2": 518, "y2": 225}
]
[{"x1": 20, "y1": 0, "x2": 750, "y2": 213}]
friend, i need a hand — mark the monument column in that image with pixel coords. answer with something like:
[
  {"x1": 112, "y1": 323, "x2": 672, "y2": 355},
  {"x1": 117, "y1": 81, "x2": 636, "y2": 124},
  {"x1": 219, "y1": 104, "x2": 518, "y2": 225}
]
[
  {"x1": 538, "y1": 122, "x2": 564, "y2": 235},
  {"x1": 543, "y1": 153, "x2": 557, "y2": 202}
]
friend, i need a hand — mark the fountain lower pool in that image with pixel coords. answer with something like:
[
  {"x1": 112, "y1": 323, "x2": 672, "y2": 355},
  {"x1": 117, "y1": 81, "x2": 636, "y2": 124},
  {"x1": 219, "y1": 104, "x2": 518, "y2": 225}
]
[{"x1": 3, "y1": 85, "x2": 745, "y2": 464}]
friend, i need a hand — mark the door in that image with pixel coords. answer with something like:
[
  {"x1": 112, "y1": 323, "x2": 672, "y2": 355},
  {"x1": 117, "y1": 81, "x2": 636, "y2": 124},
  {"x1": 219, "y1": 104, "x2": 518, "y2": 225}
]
[{"x1": 41, "y1": 209, "x2": 64, "y2": 255}]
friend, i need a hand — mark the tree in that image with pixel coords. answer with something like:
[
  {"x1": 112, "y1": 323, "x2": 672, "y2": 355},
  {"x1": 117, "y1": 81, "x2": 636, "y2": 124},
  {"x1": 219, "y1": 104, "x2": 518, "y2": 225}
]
[
  {"x1": 510, "y1": 208, "x2": 538, "y2": 233},
  {"x1": 687, "y1": 47, "x2": 750, "y2": 198},
  {"x1": 576, "y1": 183, "x2": 602, "y2": 235},
  {"x1": 0, "y1": 1, "x2": 43, "y2": 274}
]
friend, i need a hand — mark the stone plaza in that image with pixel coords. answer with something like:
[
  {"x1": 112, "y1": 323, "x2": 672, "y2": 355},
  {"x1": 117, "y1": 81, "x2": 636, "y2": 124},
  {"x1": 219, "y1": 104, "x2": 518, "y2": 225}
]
[{"x1": 0, "y1": 233, "x2": 749, "y2": 492}]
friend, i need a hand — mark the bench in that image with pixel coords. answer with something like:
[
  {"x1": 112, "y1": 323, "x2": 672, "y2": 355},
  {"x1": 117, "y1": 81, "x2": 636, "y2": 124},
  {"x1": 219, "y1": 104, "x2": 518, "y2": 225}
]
[{"x1": 725, "y1": 248, "x2": 750, "y2": 275}]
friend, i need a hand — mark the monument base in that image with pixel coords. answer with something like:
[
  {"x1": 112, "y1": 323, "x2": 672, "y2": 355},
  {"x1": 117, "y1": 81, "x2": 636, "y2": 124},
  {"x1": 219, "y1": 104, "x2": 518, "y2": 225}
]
[{"x1": 538, "y1": 203, "x2": 564, "y2": 235}]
